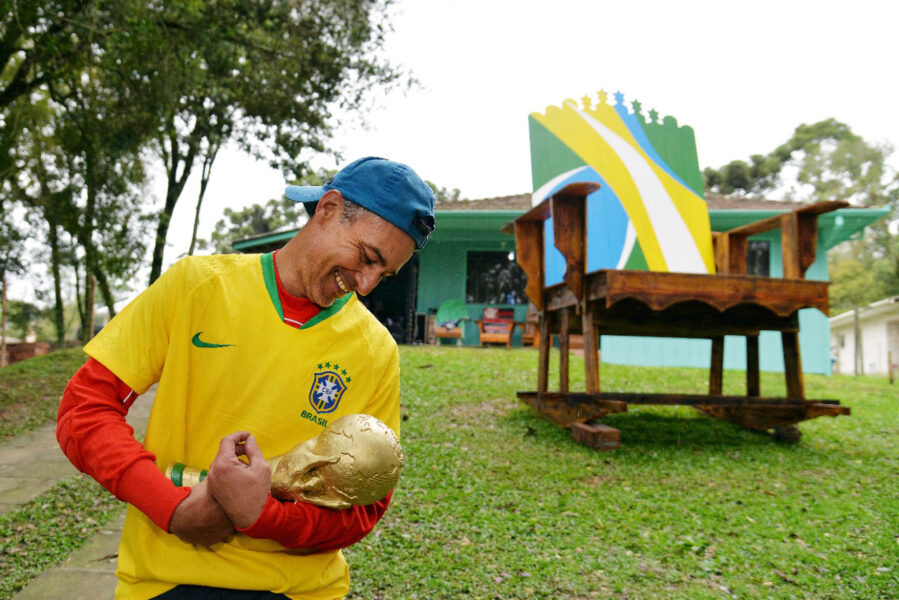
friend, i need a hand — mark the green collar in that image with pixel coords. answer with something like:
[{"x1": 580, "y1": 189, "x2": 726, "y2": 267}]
[{"x1": 260, "y1": 253, "x2": 352, "y2": 328}]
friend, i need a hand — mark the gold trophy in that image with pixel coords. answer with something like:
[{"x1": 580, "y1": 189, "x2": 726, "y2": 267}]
[{"x1": 165, "y1": 414, "x2": 403, "y2": 509}]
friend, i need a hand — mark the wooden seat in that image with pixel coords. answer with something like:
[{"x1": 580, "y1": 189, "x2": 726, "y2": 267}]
[
  {"x1": 476, "y1": 307, "x2": 517, "y2": 347},
  {"x1": 434, "y1": 299, "x2": 469, "y2": 346},
  {"x1": 504, "y1": 182, "x2": 850, "y2": 444}
]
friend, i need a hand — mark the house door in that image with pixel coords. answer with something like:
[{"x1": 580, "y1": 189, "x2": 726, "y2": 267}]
[{"x1": 359, "y1": 255, "x2": 419, "y2": 344}]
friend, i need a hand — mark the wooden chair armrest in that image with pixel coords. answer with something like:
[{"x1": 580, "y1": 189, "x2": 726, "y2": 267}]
[{"x1": 714, "y1": 200, "x2": 849, "y2": 278}]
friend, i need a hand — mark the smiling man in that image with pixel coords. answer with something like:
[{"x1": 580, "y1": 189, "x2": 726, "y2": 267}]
[{"x1": 57, "y1": 157, "x2": 435, "y2": 599}]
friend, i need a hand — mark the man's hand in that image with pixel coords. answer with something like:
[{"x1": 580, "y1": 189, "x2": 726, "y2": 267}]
[
  {"x1": 207, "y1": 432, "x2": 272, "y2": 529},
  {"x1": 169, "y1": 479, "x2": 235, "y2": 546}
]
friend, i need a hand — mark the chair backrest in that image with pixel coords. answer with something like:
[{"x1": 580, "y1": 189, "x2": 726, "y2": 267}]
[
  {"x1": 528, "y1": 91, "x2": 716, "y2": 279},
  {"x1": 482, "y1": 306, "x2": 515, "y2": 334}
]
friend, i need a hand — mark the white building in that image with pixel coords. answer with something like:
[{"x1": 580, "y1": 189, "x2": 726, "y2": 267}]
[{"x1": 829, "y1": 296, "x2": 899, "y2": 376}]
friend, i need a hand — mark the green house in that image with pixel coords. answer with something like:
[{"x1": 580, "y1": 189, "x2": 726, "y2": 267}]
[{"x1": 234, "y1": 194, "x2": 886, "y2": 374}]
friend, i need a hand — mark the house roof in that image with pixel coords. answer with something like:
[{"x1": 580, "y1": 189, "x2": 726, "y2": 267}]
[
  {"x1": 436, "y1": 192, "x2": 873, "y2": 212},
  {"x1": 829, "y1": 296, "x2": 899, "y2": 328},
  {"x1": 233, "y1": 192, "x2": 888, "y2": 252}
]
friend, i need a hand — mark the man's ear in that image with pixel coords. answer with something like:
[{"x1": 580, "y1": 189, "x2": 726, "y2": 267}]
[{"x1": 313, "y1": 189, "x2": 344, "y2": 222}]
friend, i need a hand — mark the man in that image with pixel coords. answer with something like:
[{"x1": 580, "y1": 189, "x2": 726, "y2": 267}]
[{"x1": 57, "y1": 157, "x2": 436, "y2": 599}]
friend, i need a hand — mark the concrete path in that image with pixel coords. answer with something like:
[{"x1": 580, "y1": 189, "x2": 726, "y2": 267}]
[{"x1": 2, "y1": 387, "x2": 155, "y2": 599}]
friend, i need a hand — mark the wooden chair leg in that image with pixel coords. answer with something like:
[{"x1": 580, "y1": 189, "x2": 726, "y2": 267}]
[
  {"x1": 781, "y1": 331, "x2": 804, "y2": 398},
  {"x1": 558, "y1": 308, "x2": 570, "y2": 393},
  {"x1": 538, "y1": 312, "x2": 550, "y2": 393},
  {"x1": 746, "y1": 334, "x2": 760, "y2": 397},
  {"x1": 710, "y1": 336, "x2": 724, "y2": 395},
  {"x1": 583, "y1": 305, "x2": 600, "y2": 394}
]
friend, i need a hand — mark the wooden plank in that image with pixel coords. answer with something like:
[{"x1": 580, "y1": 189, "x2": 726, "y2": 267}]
[
  {"x1": 546, "y1": 291, "x2": 802, "y2": 338},
  {"x1": 537, "y1": 312, "x2": 550, "y2": 393},
  {"x1": 583, "y1": 306, "x2": 600, "y2": 394},
  {"x1": 781, "y1": 212, "x2": 801, "y2": 279},
  {"x1": 517, "y1": 392, "x2": 627, "y2": 428},
  {"x1": 552, "y1": 193, "x2": 587, "y2": 299},
  {"x1": 570, "y1": 422, "x2": 620, "y2": 450},
  {"x1": 559, "y1": 307, "x2": 570, "y2": 394},
  {"x1": 797, "y1": 212, "x2": 818, "y2": 277},
  {"x1": 528, "y1": 391, "x2": 841, "y2": 407},
  {"x1": 782, "y1": 331, "x2": 805, "y2": 398},
  {"x1": 514, "y1": 221, "x2": 545, "y2": 310},
  {"x1": 720, "y1": 200, "x2": 847, "y2": 239},
  {"x1": 746, "y1": 335, "x2": 760, "y2": 397},
  {"x1": 710, "y1": 336, "x2": 724, "y2": 395},
  {"x1": 697, "y1": 403, "x2": 850, "y2": 430},
  {"x1": 600, "y1": 270, "x2": 830, "y2": 316}
]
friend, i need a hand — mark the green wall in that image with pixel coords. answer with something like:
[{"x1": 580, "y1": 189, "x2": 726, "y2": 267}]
[{"x1": 417, "y1": 235, "x2": 527, "y2": 346}]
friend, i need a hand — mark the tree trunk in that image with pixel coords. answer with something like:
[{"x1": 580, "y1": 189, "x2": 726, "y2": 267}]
[
  {"x1": 1, "y1": 270, "x2": 8, "y2": 367},
  {"x1": 188, "y1": 143, "x2": 220, "y2": 256},
  {"x1": 82, "y1": 273, "x2": 96, "y2": 345},
  {"x1": 92, "y1": 262, "x2": 116, "y2": 319},
  {"x1": 149, "y1": 126, "x2": 199, "y2": 284},
  {"x1": 48, "y1": 222, "x2": 66, "y2": 347}
]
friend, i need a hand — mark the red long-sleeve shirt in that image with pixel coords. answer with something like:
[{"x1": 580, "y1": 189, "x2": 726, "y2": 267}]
[{"x1": 56, "y1": 251, "x2": 390, "y2": 551}]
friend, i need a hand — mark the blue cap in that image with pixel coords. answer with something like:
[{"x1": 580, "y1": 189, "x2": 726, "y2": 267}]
[{"x1": 285, "y1": 157, "x2": 436, "y2": 249}]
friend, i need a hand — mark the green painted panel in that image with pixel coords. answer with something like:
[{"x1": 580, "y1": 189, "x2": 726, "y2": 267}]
[
  {"x1": 636, "y1": 114, "x2": 705, "y2": 198},
  {"x1": 528, "y1": 116, "x2": 586, "y2": 190},
  {"x1": 623, "y1": 240, "x2": 648, "y2": 270}
]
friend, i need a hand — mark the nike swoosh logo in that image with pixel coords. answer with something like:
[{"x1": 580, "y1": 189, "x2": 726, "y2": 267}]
[{"x1": 192, "y1": 332, "x2": 234, "y2": 349}]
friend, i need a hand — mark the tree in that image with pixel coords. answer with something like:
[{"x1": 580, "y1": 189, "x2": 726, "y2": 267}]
[
  {"x1": 0, "y1": 0, "x2": 97, "y2": 110},
  {"x1": 704, "y1": 119, "x2": 899, "y2": 316},
  {"x1": 121, "y1": 0, "x2": 405, "y2": 284},
  {"x1": 0, "y1": 196, "x2": 26, "y2": 366},
  {"x1": 703, "y1": 119, "x2": 863, "y2": 197},
  {"x1": 203, "y1": 198, "x2": 305, "y2": 255},
  {"x1": 47, "y1": 37, "x2": 153, "y2": 342},
  {"x1": 427, "y1": 181, "x2": 461, "y2": 204}
]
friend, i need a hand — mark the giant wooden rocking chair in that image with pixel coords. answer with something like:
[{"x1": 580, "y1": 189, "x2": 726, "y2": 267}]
[{"x1": 504, "y1": 182, "x2": 850, "y2": 448}]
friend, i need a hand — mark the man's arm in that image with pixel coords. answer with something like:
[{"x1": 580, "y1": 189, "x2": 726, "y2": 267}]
[
  {"x1": 57, "y1": 358, "x2": 234, "y2": 545},
  {"x1": 207, "y1": 432, "x2": 391, "y2": 551}
]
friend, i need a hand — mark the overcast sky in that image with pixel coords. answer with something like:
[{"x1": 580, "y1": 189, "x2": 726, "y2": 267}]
[{"x1": 160, "y1": 0, "x2": 899, "y2": 267}]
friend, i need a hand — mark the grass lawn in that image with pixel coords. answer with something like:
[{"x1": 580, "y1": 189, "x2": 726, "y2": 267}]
[
  {"x1": 0, "y1": 347, "x2": 88, "y2": 440},
  {"x1": 344, "y1": 346, "x2": 898, "y2": 599},
  {"x1": 1, "y1": 345, "x2": 896, "y2": 599}
]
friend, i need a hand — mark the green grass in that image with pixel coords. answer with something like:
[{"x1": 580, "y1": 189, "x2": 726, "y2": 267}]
[
  {"x1": 344, "y1": 346, "x2": 898, "y2": 599},
  {"x1": 1, "y1": 346, "x2": 896, "y2": 599},
  {"x1": 0, "y1": 475, "x2": 122, "y2": 598},
  {"x1": 0, "y1": 347, "x2": 88, "y2": 440}
]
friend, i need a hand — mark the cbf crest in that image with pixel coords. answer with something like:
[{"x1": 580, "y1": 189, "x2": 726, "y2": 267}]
[{"x1": 309, "y1": 363, "x2": 351, "y2": 414}]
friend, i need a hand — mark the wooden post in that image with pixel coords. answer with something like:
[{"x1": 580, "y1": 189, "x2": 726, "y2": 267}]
[
  {"x1": 559, "y1": 308, "x2": 570, "y2": 393},
  {"x1": 782, "y1": 331, "x2": 805, "y2": 398},
  {"x1": 583, "y1": 306, "x2": 600, "y2": 394},
  {"x1": 710, "y1": 336, "x2": 724, "y2": 395},
  {"x1": 746, "y1": 335, "x2": 760, "y2": 397},
  {"x1": 538, "y1": 312, "x2": 550, "y2": 393}
]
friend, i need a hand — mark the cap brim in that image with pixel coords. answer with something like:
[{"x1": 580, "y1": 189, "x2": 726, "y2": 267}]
[
  {"x1": 285, "y1": 185, "x2": 324, "y2": 217},
  {"x1": 285, "y1": 185, "x2": 324, "y2": 203}
]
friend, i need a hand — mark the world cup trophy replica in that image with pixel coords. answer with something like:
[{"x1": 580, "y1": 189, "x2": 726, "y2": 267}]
[{"x1": 165, "y1": 414, "x2": 403, "y2": 509}]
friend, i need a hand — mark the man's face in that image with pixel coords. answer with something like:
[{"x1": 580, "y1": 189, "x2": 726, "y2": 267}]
[{"x1": 301, "y1": 192, "x2": 416, "y2": 307}]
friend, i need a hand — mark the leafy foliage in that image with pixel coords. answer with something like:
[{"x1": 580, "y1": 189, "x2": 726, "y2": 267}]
[
  {"x1": 203, "y1": 198, "x2": 305, "y2": 254},
  {"x1": 704, "y1": 119, "x2": 899, "y2": 310}
]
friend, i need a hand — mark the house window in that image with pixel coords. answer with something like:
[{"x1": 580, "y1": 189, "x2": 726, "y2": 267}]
[
  {"x1": 839, "y1": 334, "x2": 845, "y2": 348},
  {"x1": 747, "y1": 240, "x2": 770, "y2": 276},
  {"x1": 466, "y1": 251, "x2": 527, "y2": 304}
]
